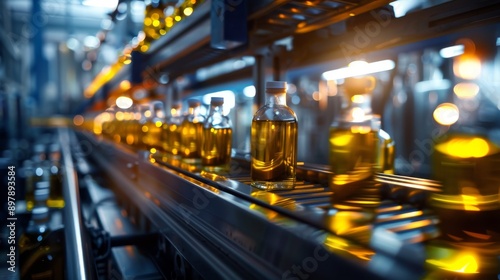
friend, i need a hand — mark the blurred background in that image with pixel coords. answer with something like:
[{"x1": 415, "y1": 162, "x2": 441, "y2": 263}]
[{"x1": 1, "y1": 0, "x2": 500, "y2": 178}]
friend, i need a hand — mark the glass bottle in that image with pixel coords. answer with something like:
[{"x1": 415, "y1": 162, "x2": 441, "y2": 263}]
[
  {"x1": 19, "y1": 206, "x2": 65, "y2": 280},
  {"x1": 138, "y1": 104, "x2": 153, "y2": 150},
  {"x1": 180, "y1": 99, "x2": 205, "y2": 162},
  {"x1": 162, "y1": 102, "x2": 183, "y2": 157},
  {"x1": 201, "y1": 97, "x2": 233, "y2": 172},
  {"x1": 47, "y1": 144, "x2": 64, "y2": 208},
  {"x1": 373, "y1": 115, "x2": 395, "y2": 174},
  {"x1": 145, "y1": 101, "x2": 165, "y2": 152},
  {"x1": 251, "y1": 81, "x2": 298, "y2": 190},
  {"x1": 23, "y1": 160, "x2": 36, "y2": 211},
  {"x1": 430, "y1": 127, "x2": 500, "y2": 242},
  {"x1": 328, "y1": 76, "x2": 380, "y2": 201}
]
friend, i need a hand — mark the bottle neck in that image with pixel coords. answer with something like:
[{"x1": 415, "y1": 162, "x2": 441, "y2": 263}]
[
  {"x1": 265, "y1": 92, "x2": 287, "y2": 106},
  {"x1": 208, "y1": 104, "x2": 223, "y2": 116},
  {"x1": 188, "y1": 106, "x2": 199, "y2": 116},
  {"x1": 171, "y1": 107, "x2": 181, "y2": 118}
]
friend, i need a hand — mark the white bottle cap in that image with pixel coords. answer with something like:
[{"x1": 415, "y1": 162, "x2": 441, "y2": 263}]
[{"x1": 266, "y1": 81, "x2": 287, "y2": 89}]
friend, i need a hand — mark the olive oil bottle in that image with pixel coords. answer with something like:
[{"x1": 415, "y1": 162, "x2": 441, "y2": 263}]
[
  {"x1": 180, "y1": 99, "x2": 205, "y2": 162},
  {"x1": 251, "y1": 81, "x2": 298, "y2": 190},
  {"x1": 163, "y1": 102, "x2": 183, "y2": 156},
  {"x1": 47, "y1": 143, "x2": 64, "y2": 209},
  {"x1": 430, "y1": 129, "x2": 500, "y2": 242},
  {"x1": 329, "y1": 76, "x2": 380, "y2": 201},
  {"x1": 201, "y1": 97, "x2": 232, "y2": 172},
  {"x1": 144, "y1": 101, "x2": 165, "y2": 151},
  {"x1": 19, "y1": 206, "x2": 65, "y2": 280}
]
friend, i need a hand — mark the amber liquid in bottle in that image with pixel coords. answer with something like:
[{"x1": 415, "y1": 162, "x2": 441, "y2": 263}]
[
  {"x1": 329, "y1": 127, "x2": 378, "y2": 200},
  {"x1": 251, "y1": 120, "x2": 298, "y2": 189},
  {"x1": 431, "y1": 132, "x2": 500, "y2": 243},
  {"x1": 167, "y1": 122, "x2": 182, "y2": 156},
  {"x1": 201, "y1": 127, "x2": 232, "y2": 168},
  {"x1": 145, "y1": 120, "x2": 163, "y2": 150},
  {"x1": 181, "y1": 121, "x2": 204, "y2": 160},
  {"x1": 377, "y1": 129, "x2": 395, "y2": 174}
]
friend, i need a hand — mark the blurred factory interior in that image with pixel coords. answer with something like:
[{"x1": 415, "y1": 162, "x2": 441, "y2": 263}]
[{"x1": 1, "y1": 0, "x2": 500, "y2": 279}]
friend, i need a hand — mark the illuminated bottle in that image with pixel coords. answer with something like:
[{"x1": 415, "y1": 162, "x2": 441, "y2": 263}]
[
  {"x1": 26, "y1": 144, "x2": 50, "y2": 211},
  {"x1": 430, "y1": 128, "x2": 500, "y2": 242},
  {"x1": 138, "y1": 104, "x2": 153, "y2": 150},
  {"x1": 19, "y1": 206, "x2": 65, "y2": 280},
  {"x1": 163, "y1": 102, "x2": 183, "y2": 156},
  {"x1": 201, "y1": 97, "x2": 232, "y2": 171},
  {"x1": 374, "y1": 115, "x2": 395, "y2": 174},
  {"x1": 328, "y1": 76, "x2": 380, "y2": 201},
  {"x1": 47, "y1": 144, "x2": 64, "y2": 209},
  {"x1": 251, "y1": 81, "x2": 298, "y2": 190},
  {"x1": 180, "y1": 99, "x2": 205, "y2": 162},
  {"x1": 129, "y1": 105, "x2": 142, "y2": 148},
  {"x1": 145, "y1": 101, "x2": 165, "y2": 152},
  {"x1": 23, "y1": 160, "x2": 36, "y2": 211}
]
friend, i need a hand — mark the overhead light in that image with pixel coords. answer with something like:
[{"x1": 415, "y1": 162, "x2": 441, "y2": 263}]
[
  {"x1": 433, "y1": 103, "x2": 459, "y2": 126},
  {"x1": 322, "y1": 59, "x2": 395, "y2": 81},
  {"x1": 414, "y1": 79, "x2": 451, "y2": 93},
  {"x1": 116, "y1": 96, "x2": 133, "y2": 109},
  {"x1": 439, "y1": 45, "x2": 464, "y2": 58},
  {"x1": 82, "y1": 0, "x2": 119, "y2": 9},
  {"x1": 83, "y1": 36, "x2": 100, "y2": 49},
  {"x1": 202, "y1": 90, "x2": 235, "y2": 115},
  {"x1": 243, "y1": 86, "x2": 255, "y2": 98}
]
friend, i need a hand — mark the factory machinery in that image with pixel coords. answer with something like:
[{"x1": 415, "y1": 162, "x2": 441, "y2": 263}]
[{"x1": 2, "y1": 0, "x2": 500, "y2": 279}]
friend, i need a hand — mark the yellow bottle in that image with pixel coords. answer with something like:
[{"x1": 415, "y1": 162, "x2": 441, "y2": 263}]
[
  {"x1": 47, "y1": 144, "x2": 64, "y2": 209},
  {"x1": 329, "y1": 76, "x2": 379, "y2": 201},
  {"x1": 251, "y1": 81, "x2": 298, "y2": 190},
  {"x1": 163, "y1": 102, "x2": 183, "y2": 157},
  {"x1": 180, "y1": 99, "x2": 205, "y2": 162},
  {"x1": 201, "y1": 97, "x2": 232, "y2": 172}
]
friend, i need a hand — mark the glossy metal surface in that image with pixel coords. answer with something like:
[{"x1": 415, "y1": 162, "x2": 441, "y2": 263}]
[
  {"x1": 77, "y1": 129, "x2": 465, "y2": 279},
  {"x1": 59, "y1": 128, "x2": 93, "y2": 280},
  {"x1": 81, "y1": 130, "x2": 384, "y2": 279}
]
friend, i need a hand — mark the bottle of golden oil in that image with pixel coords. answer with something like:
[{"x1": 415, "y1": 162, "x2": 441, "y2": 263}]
[
  {"x1": 26, "y1": 144, "x2": 48, "y2": 211},
  {"x1": 129, "y1": 105, "x2": 142, "y2": 148},
  {"x1": 47, "y1": 144, "x2": 64, "y2": 209},
  {"x1": 373, "y1": 115, "x2": 395, "y2": 174},
  {"x1": 329, "y1": 76, "x2": 380, "y2": 201},
  {"x1": 251, "y1": 81, "x2": 298, "y2": 190},
  {"x1": 137, "y1": 104, "x2": 153, "y2": 150},
  {"x1": 23, "y1": 159, "x2": 36, "y2": 211},
  {"x1": 180, "y1": 99, "x2": 205, "y2": 162},
  {"x1": 201, "y1": 97, "x2": 232, "y2": 172},
  {"x1": 145, "y1": 101, "x2": 165, "y2": 153},
  {"x1": 430, "y1": 127, "x2": 500, "y2": 243},
  {"x1": 163, "y1": 102, "x2": 183, "y2": 157},
  {"x1": 20, "y1": 206, "x2": 65, "y2": 280}
]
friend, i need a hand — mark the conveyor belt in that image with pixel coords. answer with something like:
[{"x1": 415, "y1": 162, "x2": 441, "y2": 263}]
[{"x1": 76, "y1": 130, "x2": 500, "y2": 280}]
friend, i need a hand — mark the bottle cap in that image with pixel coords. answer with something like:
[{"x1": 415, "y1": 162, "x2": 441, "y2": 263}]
[
  {"x1": 36, "y1": 181, "x2": 50, "y2": 190},
  {"x1": 32, "y1": 206, "x2": 50, "y2": 221},
  {"x1": 172, "y1": 102, "x2": 182, "y2": 109},
  {"x1": 49, "y1": 143, "x2": 60, "y2": 153},
  {"x1": 34, "y1": 188, "x2": 50, "y2": 202},
  {"x1": 33, "y1": 144, "x2": 46, "y2": 154},
  {"x1": 187, "y1": 99, "x2": 201, "y2": 107},
  {"x1": 210, "y1": 97, "x2": 224, "y2": 106},
  {"x1": 266, "y1": 81, "x2": 287, "y2": 89}
]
